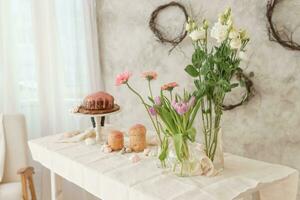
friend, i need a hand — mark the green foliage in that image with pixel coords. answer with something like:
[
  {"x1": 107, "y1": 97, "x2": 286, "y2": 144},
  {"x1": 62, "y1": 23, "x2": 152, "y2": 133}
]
[
  {"x1": 173, "y1": 134, "x2": 184, "y2": 161},
  {"x1": 153, "y1": 90, "x2": 201, "y2": 163},
  {"x1": 159, "y1": 136, "x2": 169, "y2": 161},
  {"x1": 184, "y1": 11, "x2": 250, "y2": 161},
  {"x1": 185, "y1": 65, "x2": 199, "y2": 77},
  {"x1": 192, "y1": 48, "x2": 205, "y2": 68}
]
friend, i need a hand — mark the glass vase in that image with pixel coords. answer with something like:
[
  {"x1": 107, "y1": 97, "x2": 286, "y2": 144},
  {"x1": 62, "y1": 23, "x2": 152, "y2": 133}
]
[
  {"x1": 212, "y1": 128, "x2": 224, "y2": 171},
  {"x1": 202, "y1": 127, "x2": 224, "y2": 171},
  {"x1": 165, "y1": 139, "x2": 203, "y2": 177}
]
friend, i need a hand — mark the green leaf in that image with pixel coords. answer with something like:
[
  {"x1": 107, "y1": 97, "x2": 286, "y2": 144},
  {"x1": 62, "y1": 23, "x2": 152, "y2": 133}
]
[
  {"x1": 230, "y1": 83, "x2": 239, "y2": 88},
  {"x1": 148, "y1": 96, "x2": 154, "y2": 104},
  {"x1": 195, "y1": 83, "x2": 206, "y2": 98},
  {"x1": 158, "y1": 150, "x2": 167, "y2": 161},
  {"x1": 188, "y1": 100, "x2": 201, "y2": 128},
  {"x1": 192, "y1": 48, "x2": 205, "y2": 67},
  {"x1": 187, "y1": 127, "x2": 196, "y2": 142},
  {"x1": 218, "y1": 79, "x2": 231, "y2": 92},
  {"x1": 173, "y1": 134, "x2": 183, "y2": 162},
  {"x1": 159, "y1": 137, "x2": 169, "y2": 161},
  {"x1": 185, "y1": 65, "x2": 199, "y2": 77},
  {"x1": 194, "y1": 80, "x2": 200, "y2": 89}
]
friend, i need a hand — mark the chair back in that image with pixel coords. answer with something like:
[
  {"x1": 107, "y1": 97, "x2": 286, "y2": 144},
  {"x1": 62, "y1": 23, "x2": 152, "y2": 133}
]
[{"x1": 2, "y1": 114, "x2": 28, "y2": 183}]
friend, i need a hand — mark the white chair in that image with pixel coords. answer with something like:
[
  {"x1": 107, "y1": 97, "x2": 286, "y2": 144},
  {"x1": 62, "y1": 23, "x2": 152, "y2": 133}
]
[{"x1": 0, "y1": 114, "x2": 36, "y2": 200}]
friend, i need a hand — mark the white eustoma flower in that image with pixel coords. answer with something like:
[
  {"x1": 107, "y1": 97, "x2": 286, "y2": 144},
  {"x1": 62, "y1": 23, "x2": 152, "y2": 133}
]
[
  {"x1": 218, "y1": 14, "x2": 226, "y2": 24},
  {"x1": 218, "y1": 8, "x2": 232, "y2": 25},
  {"x1": 189, "y1": 28, "x2": 206, "y2": 41},
  {"x1": 230, "y1": 38, "x2": 242, "y2": 49},
  {"x1": 227, "y1": 17, "x2": 233, "y2": 26},
  {"x1": 224, "y1": 8, "x2": 231, "y2": 17},
  {"x1": 211, "y1": 22, "x2": 228, "y2": 43},
  {"x1": 229, "y1": 28, "x2": 239, "y2": 39},
  {"x1": 185, "y1": 23, "x2": 192, "y2": 32},
  {"x1": 239, "y1": 51, "x2": 248, "y2": 60},
  {"x1": 239, "y1": 29, "x2": 249, "y2": 40}
]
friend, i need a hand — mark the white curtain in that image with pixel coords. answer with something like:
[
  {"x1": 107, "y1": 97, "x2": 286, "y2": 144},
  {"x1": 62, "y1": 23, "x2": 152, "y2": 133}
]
[{"x1": 0, "y1": 0, "x2": 102, "y2": 199}]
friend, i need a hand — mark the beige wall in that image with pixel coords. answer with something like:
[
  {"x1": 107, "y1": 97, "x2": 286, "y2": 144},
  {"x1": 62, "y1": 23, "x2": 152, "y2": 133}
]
[{"x1": 97, "y1": 0, "x2": 300, "y2": 198}]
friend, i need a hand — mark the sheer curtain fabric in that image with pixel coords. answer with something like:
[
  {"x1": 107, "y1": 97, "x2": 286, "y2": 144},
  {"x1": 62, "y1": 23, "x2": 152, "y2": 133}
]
[{"x1": 0, "y1": 0, "x2": 102, "y2": 199}]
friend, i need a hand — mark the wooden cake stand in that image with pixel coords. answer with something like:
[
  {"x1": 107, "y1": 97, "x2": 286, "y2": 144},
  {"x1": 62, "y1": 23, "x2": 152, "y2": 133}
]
[{"x1": 73, "y1": 108, "x2": 121, "y2": 143}]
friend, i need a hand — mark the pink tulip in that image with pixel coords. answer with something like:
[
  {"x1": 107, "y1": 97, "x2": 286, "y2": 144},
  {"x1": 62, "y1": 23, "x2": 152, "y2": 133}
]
[
  {"x1": 149, "y1": 107, "x2": 157, "y2": 116},
  {"x1": 172, "y1": 101, "x2": 189, "y2": 115},
  {"x1": 115, "y1": 71, "x2": 132, "y2": 86},
  {"x1": 154, "y1": 96, "x2": 161, "y2": 106},
  {"x1": 187, "y1": 96, "x2": 196, "y2": 109},
  {"x1": 142, "y1": 71, "x2": 158, "y2": 81}
]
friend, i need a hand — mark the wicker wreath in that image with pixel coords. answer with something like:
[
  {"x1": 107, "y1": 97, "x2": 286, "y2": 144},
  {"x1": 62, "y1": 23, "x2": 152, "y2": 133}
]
[
  {"x1": 267, "y1": 0, "x2": 300, "y2": 51},
  {"x1": 222, "y1": 70, "x2": 255, "y2": 111},
  {"x1": 149, "y1": 1, "x2": 188, "y2": 52}
]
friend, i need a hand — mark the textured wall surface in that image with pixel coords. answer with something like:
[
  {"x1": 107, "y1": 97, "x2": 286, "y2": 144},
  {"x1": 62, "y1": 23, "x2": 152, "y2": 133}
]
[{"x1": 97, "y1": 0, "x2": 300, "y2": 198}]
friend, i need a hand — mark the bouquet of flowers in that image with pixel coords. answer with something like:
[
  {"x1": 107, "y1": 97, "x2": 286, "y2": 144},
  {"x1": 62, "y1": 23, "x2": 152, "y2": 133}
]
[
  {"x1": 185, "y1": 8, "x2": 250, "y2": 167},
  {"x1": 116, "y1": 71, "x2": 201, "y2": 175},
  {"x1": 116, "y1": 7, "x2": 250, "y2": 175}
]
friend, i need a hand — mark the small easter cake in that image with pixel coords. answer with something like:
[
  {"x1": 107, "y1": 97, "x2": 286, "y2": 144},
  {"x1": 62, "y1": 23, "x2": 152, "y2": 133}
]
[
  {"x1": 108, "y1": 130, "x2": 124, "y2": 151},
  {"x1": 129, "y1": 124, "x2": 147, "y2": 152}
]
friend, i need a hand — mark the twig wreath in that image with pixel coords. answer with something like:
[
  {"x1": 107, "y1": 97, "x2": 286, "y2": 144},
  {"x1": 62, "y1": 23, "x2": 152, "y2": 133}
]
[
  {"x1": 149, "y1": 1, "x2": 188, "y2": 52},
  {"x1": 222, "y1": 70, "x2": 255, "y2": 111},
  {"x1": 267, "y1": 0, "x2": 300, "y2": 51}
]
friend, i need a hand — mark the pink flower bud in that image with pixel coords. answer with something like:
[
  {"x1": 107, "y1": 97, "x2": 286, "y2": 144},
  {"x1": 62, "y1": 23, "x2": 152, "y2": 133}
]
[
  {"x1": 154, "y1": 96, "x2": 161, "y2": 106},
  {"x1": 149, "y1": 107, "x2": 157, "y2": 116}
]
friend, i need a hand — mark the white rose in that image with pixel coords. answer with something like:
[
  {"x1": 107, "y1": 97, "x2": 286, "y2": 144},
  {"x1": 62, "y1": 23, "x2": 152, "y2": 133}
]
[
  {"x1": 239, "y1": 51, "x2": 248, "y2": 61},
  {"x1": 230, "y1": 38, "x2": 242, "y2": 49},
  {"x1": 189, "y1": 28, "x2": 206, "y2": 41},
  {"x1": 229, "y1": 28, "x2": 239, "y2": 39},
  {"x1": 211, "y1": 22, "x2": 228, "y2": 43}
]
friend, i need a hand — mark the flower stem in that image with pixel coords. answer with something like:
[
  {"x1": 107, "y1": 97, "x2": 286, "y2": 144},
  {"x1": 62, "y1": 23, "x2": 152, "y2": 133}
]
[
  {"x1": 126, "y1": 83, "x2": 162, "y2": 144},
  {"x1": 170, "y1": 91, "x2": 173, "y2": 101},
  {"x1": 148, "y1": 80, "x2": 153, "y2": 99}
]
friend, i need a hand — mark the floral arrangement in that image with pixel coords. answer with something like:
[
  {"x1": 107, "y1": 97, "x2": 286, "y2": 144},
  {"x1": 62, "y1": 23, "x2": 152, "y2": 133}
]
[
  {"x1": 116, "y1": 71, "x2": 201, "y2": 173},
  {"x1": 115, "y1": 8, "x2": 250, "y2": 176},
  {"x1": 185, "y1": 8, "x2": 250, "y2": 164}
]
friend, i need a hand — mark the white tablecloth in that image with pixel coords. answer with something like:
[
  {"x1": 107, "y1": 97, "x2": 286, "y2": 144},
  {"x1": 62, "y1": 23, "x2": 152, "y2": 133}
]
[{"x1": 29, "y1": 133, "x2": 298, "y2": 200}]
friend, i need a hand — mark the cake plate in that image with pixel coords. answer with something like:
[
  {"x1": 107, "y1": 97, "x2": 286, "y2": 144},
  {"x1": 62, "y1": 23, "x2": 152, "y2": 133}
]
[{"x1": 73, "y1": 108, "x2": 121, "y2": 143}]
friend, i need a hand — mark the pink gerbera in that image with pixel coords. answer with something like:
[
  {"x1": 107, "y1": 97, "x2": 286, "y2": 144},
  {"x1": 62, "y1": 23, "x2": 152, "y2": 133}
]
[
  {"x1": 142, "y1": 71, "x2": 158, "y2": 81},
  {"x1": 161, "y1": 82, "x2": 179, "y2": 91},
  {"x1": 115, "y1": 71, "x2": 132, "y2": 86}
]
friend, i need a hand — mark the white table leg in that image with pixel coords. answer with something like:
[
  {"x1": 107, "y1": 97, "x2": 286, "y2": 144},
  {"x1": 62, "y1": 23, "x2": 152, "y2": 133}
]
[
  {"x1": 50, "y1": 170, "x2": 63, "y2": 200},
  {"x1": 95, "y1": 116, "x2": 105, "y2": 143}
]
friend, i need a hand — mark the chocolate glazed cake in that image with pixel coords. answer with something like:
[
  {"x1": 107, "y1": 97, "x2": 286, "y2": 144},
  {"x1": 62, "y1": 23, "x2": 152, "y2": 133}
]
[{"x1": 74, "y1": 91, "x2": 120, "y2": 114}]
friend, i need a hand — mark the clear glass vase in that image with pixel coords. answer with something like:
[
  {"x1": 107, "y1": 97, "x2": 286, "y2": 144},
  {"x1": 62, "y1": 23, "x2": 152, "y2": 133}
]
[
  {"x1": 212, "y1": 129, "x2": 224, "y2": 171},
  {"x1": 165, "y1": 140, "x2": 204, "y2": 177},
  {"x1": 202, "y1": 128, "x2": 224, "y2": 171}
]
